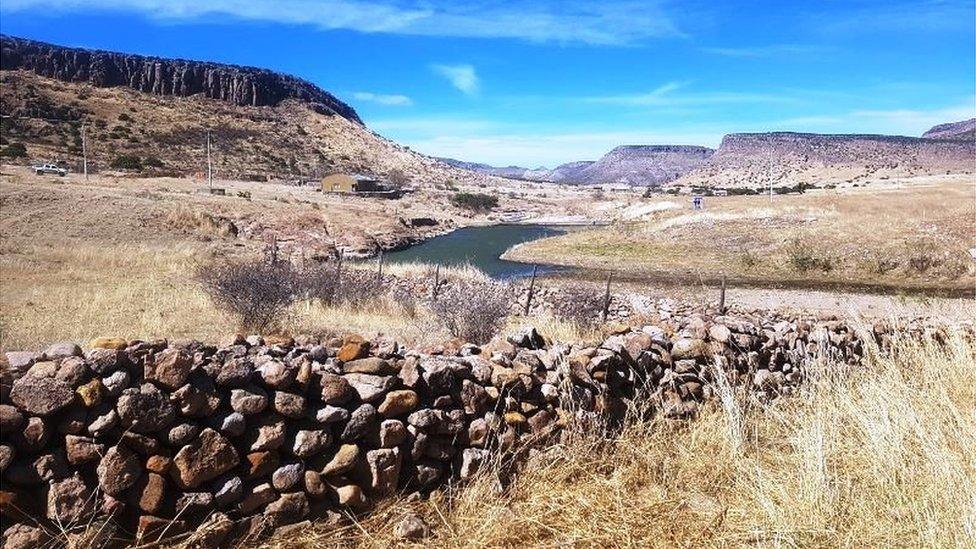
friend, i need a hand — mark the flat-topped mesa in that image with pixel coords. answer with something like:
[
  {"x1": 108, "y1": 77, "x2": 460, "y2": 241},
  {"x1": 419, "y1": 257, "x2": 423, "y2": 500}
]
[
  {"x1": 922, "y1": 118, "x2": 976, "y2": 140},
  {"x1": 0, "y1": 34, "x2": 362, "y2": 123}
]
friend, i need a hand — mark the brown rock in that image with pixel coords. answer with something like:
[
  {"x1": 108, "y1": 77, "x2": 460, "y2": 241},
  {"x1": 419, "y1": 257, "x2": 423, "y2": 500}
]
[
  {"x1": 322, "y1": 444, "x2": 360, "y2": 477},
  {"x1": 137, "y1": 473, "x2": 167, "y2": 514},
  {"x1": 9, "y1": 375, "x2": 75, "y2": 416},
  {"x1": 343, "y1": 357, "x2": 397, "y2": 375},
  {"x1": 117, "y1": 384, "x2": 176, "y2": 433},
  {"x1": 97, "y1": 445, "x2": 142, "y2": 496},
  {"x1": 378, "y1": 389, "x2": 419, "y2": 417},
  {"x1": 395, "y1": 514, "x2": 430, "y2": 540},
  {"x1": 47, "y1": 474, "x2": 95, "y2": 524},
  {"x1": 146, "y1": 455, "x2": 172, "y2": 474},
  {"x1": 304, "y1": 470, "x2": 328, "y2": 499},
  {"x1": 239, "y1": 482, "x2": 277, "y2": 514},
  {"x1": 65, "y1": 435, "x2": 104, "y2": 465},
  {"x1": 2, "y1": 524, "x2": 49, "y2": 549},
  {"x1": 145, "y1": 348, "x2": 193, "y2": 390},
  {"x1": 171, "y1": 428, "x2": 239, "y2": 489},
  {"x1": 20, "y1": 416, "x2": 50, "y2": 452},
  {"x1": 320, "y1": 374, "x2": 356, "y2": 405},
  {"x1": 335, "y1": 484, "x2": 367, "y2": 510},
  {"x1": 264, "y1": 334, "x2": 295, "y2": 348},
  {"x1": 337, "y1": 340, "x2": 369, "y2": 362},
  {"x1": 247, "y1": 451, "x2": 281, "y2": 478},
  {"x1": 0, "y1": 404, "x2": 24, "y2": 434},
  {"x1": 137, "y1": 514, "x2": 187, "y2": 543},
  {"x1": 264, "y1": 491, "x2": 309, "y2": 527},
  {"x1": 90, "y1": 337, "x2": 127, "y2": 350},
  {"x1": 365, "y1": 448, "x2": 401, "y2": 497}
]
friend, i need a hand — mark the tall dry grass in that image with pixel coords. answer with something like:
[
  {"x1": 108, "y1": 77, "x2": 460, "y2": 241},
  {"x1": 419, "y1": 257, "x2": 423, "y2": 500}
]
[{"x1": 275, "y1": 332, "x2": 975, "y2": 548}]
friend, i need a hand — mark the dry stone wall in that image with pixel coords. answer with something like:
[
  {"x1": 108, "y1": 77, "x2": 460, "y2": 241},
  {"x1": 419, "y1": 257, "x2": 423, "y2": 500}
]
[{"x1": 0, "y1": 313, "x2": 941, "y2": 547}]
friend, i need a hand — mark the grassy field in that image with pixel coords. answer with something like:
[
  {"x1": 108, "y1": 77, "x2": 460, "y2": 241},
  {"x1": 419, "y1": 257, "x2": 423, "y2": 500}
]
[
  {"x1": 506, "y1": 175, "x2": 976, "y2": 294},
  {"x1": 268, "y1": 332, "x2": 976, "y2": 548}
]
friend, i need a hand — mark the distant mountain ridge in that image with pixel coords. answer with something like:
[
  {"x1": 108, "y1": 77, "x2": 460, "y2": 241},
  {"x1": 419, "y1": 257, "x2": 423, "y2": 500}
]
[{"x1": 439, "y1": 144, "x2": 714, "y2": 187}]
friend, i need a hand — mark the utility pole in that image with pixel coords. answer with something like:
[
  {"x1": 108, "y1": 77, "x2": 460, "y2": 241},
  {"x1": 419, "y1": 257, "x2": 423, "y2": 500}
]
[
  {"x1": 206, "y1": 130, "x2": 213, "y2": 190},
  {"x1": 81, "y1": 123, "x2": 89, "y2": 181}
]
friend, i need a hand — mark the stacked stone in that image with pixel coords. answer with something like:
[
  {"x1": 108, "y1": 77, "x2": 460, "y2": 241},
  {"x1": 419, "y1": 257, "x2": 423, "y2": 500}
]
[{"x1": 0, "y1": 316, "x2": 877, "y2": 547}]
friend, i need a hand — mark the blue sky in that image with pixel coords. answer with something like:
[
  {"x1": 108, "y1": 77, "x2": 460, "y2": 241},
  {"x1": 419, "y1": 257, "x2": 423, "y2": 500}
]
[{"x1": 2, "y1": 1, "x2": 974, "y2": 167}]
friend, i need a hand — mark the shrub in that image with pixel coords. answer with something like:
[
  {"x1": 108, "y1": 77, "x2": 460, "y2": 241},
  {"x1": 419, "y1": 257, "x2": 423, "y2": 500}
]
[
  {"x1": 0, "y1": 143, "x2": 27, "y2": 158},
  {"x1": 430, "y1": 280, "x2": 511, "y2": 343},
  {"x1": 786, "y1": 238, "x2": 834, "y2": 273},
  {"x1": 196, "y1": 259, "x2": 302, "y2": 332},
  {"x1": 336, "y1": 269, "x2": 384, "y2": 310},
  {"x1": 143, "y1": 156, "x2": 164, "y2": 168},
  {"x1": 110, "y1": 154, "x2": 142, "y2": 170},
  {"x1": 550, "y1": 285, "x2": 605, "y2": 329},
  {"x1": 451, "y1": 192, "x2": 498, "y2": 212}
]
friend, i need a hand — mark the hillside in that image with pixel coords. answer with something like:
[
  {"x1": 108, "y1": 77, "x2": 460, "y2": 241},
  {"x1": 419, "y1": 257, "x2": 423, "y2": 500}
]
[
  {"x1": 674, "y1": 131, "x2": 975, "y2": 189},
  {"x1": 922, "y1": 118, "x2": 976, "y2": 140},
  {"x1": 0, "y1": 35, "x2": 490, "y2": 186}
]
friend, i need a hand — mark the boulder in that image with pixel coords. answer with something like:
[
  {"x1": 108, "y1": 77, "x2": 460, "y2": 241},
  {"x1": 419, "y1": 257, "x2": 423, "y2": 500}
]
[
  {"x1": 365, "y1": 448, "x2": 402, "y2": 497},
  {"x1": 97, "y1": 445, "x2": 142, "y2": 496},
  {"x1": 322, "y1": 444, "x2": 360, "y2": 477},
  {"x1": 65, "y1": 435, "x2": 104, "y2": 465},
  {"x1": 344, "y1": 373, "x2": 397, "y2": 402},
  {"x1": 377, "y1": 389, "x2": 419, "y2": 417},
  {"x1": 9, "y1": 376, "x2": 75, "y2": 416},
  {"x1": 47, "y1": 474, "x2": 95, "y2": 524},
  {"x1": 230, "y1": 386, "x2": 268, "y2": 415},
  {"x1": 272, "y1": 462, "x2": 304, "y2": 491},
  {"x1": 395, "y1": 514, "x2": 430, "y2": 540},
  {"x1": 292, "y1": 429, "x2": 331, "y2": 458},
  {"x1": 43, "y1": 342, "x2": 82, "y2": 361},
  {"x1": 320, "y1": 374, "x2": 356, "y2": 405},
  {"x1": 117, "y1": 384, "x2": 176, "y2": 433},
  {"x1": 341, "y1": 404, "x2": 377, "y2": 442},
  {"x1": 145, "y1": 348, "x2": 193, "y2": 390},
  {"x1": 343, "y1": 357, "x2": 397, "y2": 375},
  {"x1": 171, "y1": 428, "x2": 239, "y2": 489},
  {"x1": 90, "y1": 337, "x2": 127, "y2": 350}
]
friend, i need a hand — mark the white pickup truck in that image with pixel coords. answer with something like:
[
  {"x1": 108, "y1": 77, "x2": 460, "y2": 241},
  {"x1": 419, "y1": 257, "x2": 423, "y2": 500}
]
[{"x1": 33, "y1": 163, "x2": 68, "y2": 176}]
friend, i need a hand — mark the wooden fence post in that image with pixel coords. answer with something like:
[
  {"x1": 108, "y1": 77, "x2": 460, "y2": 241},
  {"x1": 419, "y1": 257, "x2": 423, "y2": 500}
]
[
  {"x1": 601, "y1": 270, "x2": 613, "y2": 322},
  {"x1": 334, "y1": 254, "x2": 343, "y2": 303},
  {"x1": 719, "y1": 275, "x2": 727, "y2": 314},
  {"x1": 523, "y1": 265, "x2": 538, "y2": 315},
  {"x1": 377, "y1": 251, "x2": 384, "y2": 280},
  {"x1": 432, "y1": 264, "x2": 441, "y2": 302}
]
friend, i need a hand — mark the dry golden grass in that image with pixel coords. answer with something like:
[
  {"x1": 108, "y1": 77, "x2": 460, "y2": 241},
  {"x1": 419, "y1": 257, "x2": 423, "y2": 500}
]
[
  {"x1": 265, "y1": 331, "x2": 976, "y2": 548},
  {"x1": 507, "y1": 176, "x2": 976, "y2": 293}
]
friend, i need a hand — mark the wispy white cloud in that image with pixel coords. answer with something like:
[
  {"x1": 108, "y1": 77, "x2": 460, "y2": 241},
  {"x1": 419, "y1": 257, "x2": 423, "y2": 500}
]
[
  {"x1": 583, "y1": 81, "x2": 796, "y2": 106},
  {"x1": 812, "y1": 0, "x2": 975, "y2": 34},
  {"x1": 767, "y1": 99, "x2": 976, "y2": 136},
  {"x1": 351, "y1": 91, "x2": 412, "y2": 106},
  {"x1": 702, "y1": 44, "x2": 827, "y2": 58},
  {"x1": 0, "y1": 0, "x2": 684, "y2": 45},
  {"x1": 430, "y1": 64, "x2": 479, "y2": 95}
]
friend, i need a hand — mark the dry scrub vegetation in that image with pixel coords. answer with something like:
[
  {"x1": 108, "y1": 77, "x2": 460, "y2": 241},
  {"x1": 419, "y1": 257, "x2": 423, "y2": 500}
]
[
  {"x1": 265, "y1": 332, "x2": 976, "y2": 548},
  {"x1": 506, "y1": 175, "x2": 976, "y2": 293}
]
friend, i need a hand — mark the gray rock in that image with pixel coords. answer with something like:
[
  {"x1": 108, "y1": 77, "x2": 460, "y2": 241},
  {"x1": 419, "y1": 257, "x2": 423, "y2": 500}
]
[
  {"x1": 248, "y1": 414, "x2": 287, "y2": 451},
  {"x1": 213, "y1": 475, "x2": 244, "y2": 508},
  {"x1": 292, "y1": 429, "x2": 331, "y2": 458},
  {"x1": 315, "y1": 405, "x2": 349, "y2": 424},
  {"x1": 215, "y1": 358, "x2": 253, "y2": 387},
  {"x1": 87, "y1": 406, "x2": 119, "y2": 435},
  {"x1": 175, "y1": 491, "x2": 214, "y2": 516},
  {"x1": 0, "y1": 404, "x2": 24, "y2": 434},
  {"x1": 366, "y1": 448, "x2": 402, "y2": 496},
  {"x1": 172, "y1": 428, "x2": 239, "y2": 489},
  {"x1": 43, "y1": 341, "x2": 82, "y2": 361},
  {"x1": 54, "y1": 357, "x2": 91, "y2": 387},
  {"x1": 395, "y1": 514, "x2": 430, "y2": 540},
  {"x1": 378, "y1": 419, "x2": 407, "y2": 448},
  {"x1": 215, "y1": 412, "x2": 246, "y2": 437},
  {"x1": 117, "y1": 383, "x2": 175, "y2": 433},
  {"x1": 167, "y1": 423, "x2": 200, "y2": 446},
  {"x1": 342, "y1": 404, "x2": 377, "y2": 442},
  {"x1": 101, "y1": 369, "x2": 129, "y2": 396},
  {"x1": 407, "y1": 408, "x2": 465, "y2": 435},
  {"x1": 87, "y1": 348, "x2": 125, "y2": 375},
  {"x1": 4, "y1": 351, "x2": 36, "y2": 375},
  {"x1": 20, "y1": 416, "x2": 51, "y2": 452},
  {"x1": 344, "y1": 373, "x2": 397, "y2": 402},
  {"x1": 272, "y1": 462, "x2": 304, "y2": 491},
  {"x1": 459, "y1": 448, "x2": 489, "y2": 480},
  {"x1": 320, "y1": 373, "x2": 356, "y2": 405},
  {"x1": 343, "y1": 357, "x2": 398, "y2": 375}
]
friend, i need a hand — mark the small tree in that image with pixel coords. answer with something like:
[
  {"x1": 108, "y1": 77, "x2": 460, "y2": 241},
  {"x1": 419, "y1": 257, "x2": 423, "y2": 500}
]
[
  {"x1": 110, "y1": 154, "x2": 142, "y2": 170},
  {"x1": 0, "y1": 143, "x2": 27, "y2": 158},
  {"x1": 196, "y1": 259, "x2": 302, "y2": 332}
]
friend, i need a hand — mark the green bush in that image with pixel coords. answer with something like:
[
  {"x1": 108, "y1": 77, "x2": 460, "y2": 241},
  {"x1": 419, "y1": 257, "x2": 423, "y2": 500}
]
[
  {"x1": 110, "y1": 154, "x2": 142, "y2": 170},
  {"x1": 451, "y1": 192, "x2": 498, "y2": 211},
  {"x1": 0, "y1": 143, "x2": 27, "y2": 158}
]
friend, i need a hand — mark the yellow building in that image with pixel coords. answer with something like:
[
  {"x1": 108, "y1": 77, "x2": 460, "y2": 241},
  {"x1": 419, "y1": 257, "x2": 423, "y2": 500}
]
[{"x1": 321, "y1": 173, "x2": 385, "y2": 193}]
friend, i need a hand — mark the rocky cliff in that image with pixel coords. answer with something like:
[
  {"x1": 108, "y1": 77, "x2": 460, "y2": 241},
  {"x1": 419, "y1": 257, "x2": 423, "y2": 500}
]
[
  {"x1": 0, "y1": 35, "x2": 361, "y2": 123},
  {"x1": 675, "y1": 131, "x2": 975, "y2": 188},
  {"x1": 922, "y1": 118, "x2": 976, "y2": 140}
]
